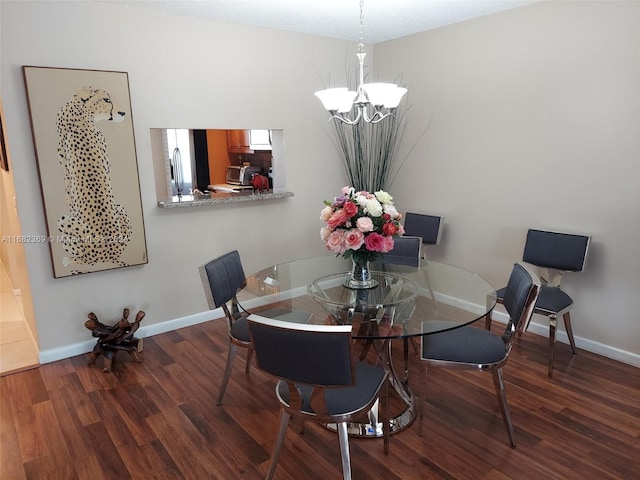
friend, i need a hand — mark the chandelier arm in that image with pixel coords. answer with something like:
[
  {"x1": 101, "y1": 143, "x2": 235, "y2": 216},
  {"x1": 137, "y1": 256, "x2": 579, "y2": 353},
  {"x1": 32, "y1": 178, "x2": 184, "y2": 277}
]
[
  {"x1": 361, "y1": 107, "x2": 373, "y2": 123},
  {"x1": 330, "y1": 108, "x2": 363, "y2": 125},
  {"x1": 362, "y1": 106, "x2": 391, "y2": 124},
  {"x1": 370, "y1": 110, "x2": 397, "y2": 124}
]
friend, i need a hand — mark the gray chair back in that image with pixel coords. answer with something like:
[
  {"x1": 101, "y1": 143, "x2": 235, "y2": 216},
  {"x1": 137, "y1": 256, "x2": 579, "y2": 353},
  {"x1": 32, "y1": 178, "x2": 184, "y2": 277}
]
[
  {"x1": 199, "y1": 250, "x2": 247, "y2": 309},
  {"x1": 247, "y1": 316, "x2": 355, "y2": 387},
  {"x1": 248, "y1": 315, "x2": 390, "y2": 479},
  {"x1": 523, "y1": 229, "x2": 590, "y2": 273},
  {"x1": 403, "y1": 213, "x2": 443, "y2": 246},
  {"x1": 384, "y1": 235, "x2": 422, "y2": 267},
  {"x1": 501, "y1": 262, "x2": 541, "y2": 342},
  {"x1": 199, "y1": 251, "x2": 252, "y2": 406}
]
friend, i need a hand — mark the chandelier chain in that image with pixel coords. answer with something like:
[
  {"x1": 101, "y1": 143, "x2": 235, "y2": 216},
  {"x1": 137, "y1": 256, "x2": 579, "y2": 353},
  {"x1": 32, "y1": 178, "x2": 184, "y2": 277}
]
[{"x1": 359, "y1": 0, "x2": 364, "y2": 45}]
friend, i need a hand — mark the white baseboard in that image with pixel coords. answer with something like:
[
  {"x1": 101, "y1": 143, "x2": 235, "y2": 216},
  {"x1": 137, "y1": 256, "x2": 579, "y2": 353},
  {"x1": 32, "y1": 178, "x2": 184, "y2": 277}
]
[
  {"x1": 39, "y1": 307, "x2": 225, "y2": 365},
  {"x1": 40, "y1": 302, "x2": 640, "y2": 369},
  {"x1": 489, "y1": 310, "x2": 640, "y2": 368}
]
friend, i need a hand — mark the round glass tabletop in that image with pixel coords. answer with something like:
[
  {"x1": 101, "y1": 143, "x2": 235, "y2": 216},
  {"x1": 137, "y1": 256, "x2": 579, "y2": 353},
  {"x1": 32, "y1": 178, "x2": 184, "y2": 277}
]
[{"x1": 238, "y1": 255, "x2": 496, "y2": 340}]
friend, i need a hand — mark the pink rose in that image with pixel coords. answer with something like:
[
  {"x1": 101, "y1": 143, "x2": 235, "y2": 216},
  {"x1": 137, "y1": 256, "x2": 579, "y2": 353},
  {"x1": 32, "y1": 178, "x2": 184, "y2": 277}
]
[
  {"x1": 344, "y1": 229, "x2": 365, "y2": 251},
  {"x1": 327, "y1": 209, "x2": 349, "y2": 229},
  {"x1": 381, "y1": 235, "x2": 395, "y2": 253},
  {"x1": 326, "y1": 229, "x2": 347, "y2": 253},
  {"x1": 356, "y1": 216, "x2": 374, "y2": 232},
  {"x1": 364, "y1": 232, "x2": 387, "y2": 252}
]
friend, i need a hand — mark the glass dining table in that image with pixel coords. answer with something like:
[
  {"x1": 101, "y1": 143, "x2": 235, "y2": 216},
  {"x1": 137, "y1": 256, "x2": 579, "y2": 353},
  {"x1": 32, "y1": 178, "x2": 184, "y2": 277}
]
[{"x1": 237, "y1": 255, "x2": 497, "y2": 437}]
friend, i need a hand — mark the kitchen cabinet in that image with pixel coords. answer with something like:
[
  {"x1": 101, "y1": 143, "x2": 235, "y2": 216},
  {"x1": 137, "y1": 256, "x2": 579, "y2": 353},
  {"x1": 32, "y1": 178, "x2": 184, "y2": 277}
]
[{"x1": 227, "y1": 130, "x2": 253, "y2": 154}]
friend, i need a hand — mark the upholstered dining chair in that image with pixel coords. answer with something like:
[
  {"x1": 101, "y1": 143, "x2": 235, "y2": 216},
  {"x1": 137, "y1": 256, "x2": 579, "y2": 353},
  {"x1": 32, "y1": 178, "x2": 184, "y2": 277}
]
[
  {"x1": 199, "y1": 250, "x2": 252, "y2": 406},
  {"x1": 383, "y1": 235, "x2": 422, "y2": 379},
  {"x1": 418, "y1": 262, "x2": 541, "y2": 447},
  {"x1": 385, "y1": 235, "x2": 422, "y2": 266},
  {"x1": 484, "y1": 229, "x2": 591, "y2": 376},
  {"x1": 402, "y1": 212, "x2": 444, "y2": 259},
  {"x1": 402, "y1": 212, "x2": 444, "y2": 303},
  {"x1": 247, "y1": 314, "x2": 389, "y2": 480}
]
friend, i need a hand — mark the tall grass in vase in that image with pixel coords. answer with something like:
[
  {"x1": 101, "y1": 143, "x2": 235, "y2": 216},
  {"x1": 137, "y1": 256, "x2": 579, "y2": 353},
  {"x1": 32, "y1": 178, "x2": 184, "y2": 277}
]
[{"x1": 328, "y1": 104, "x2": 410, "y2": 193}]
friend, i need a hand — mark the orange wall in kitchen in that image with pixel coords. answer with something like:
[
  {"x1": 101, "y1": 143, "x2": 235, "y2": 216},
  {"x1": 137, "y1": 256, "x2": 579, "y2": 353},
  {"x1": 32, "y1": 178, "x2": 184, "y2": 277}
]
[{"x1": 207, "y1": 130, "x2": 231, "y2": 185}]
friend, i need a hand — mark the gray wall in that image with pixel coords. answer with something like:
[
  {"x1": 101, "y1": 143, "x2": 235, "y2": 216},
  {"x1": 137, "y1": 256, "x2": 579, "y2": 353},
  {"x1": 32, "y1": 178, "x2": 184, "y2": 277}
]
[
  {"x1": 1, "y1": 0, "x2": 638, "y2": 365},
  {"x1": 1, "y1": 0, "x2": 349, "y2": 355},
  {"x1": 376, "y1": 1, "x2": 640, "y2": 361}
]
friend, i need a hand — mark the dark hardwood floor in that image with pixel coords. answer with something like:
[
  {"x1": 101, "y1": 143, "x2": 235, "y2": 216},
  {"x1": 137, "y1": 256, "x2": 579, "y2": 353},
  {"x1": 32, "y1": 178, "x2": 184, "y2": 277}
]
[{"x1": 1, "y1": 316, "x2": 639, "y2": 479}]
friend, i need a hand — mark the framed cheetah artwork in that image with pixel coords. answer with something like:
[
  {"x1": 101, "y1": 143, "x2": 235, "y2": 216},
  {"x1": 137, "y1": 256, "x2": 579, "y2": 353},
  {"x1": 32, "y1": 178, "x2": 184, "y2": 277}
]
[{"x1": 23, "y1": 66, "x2": 148, "y2": 278}]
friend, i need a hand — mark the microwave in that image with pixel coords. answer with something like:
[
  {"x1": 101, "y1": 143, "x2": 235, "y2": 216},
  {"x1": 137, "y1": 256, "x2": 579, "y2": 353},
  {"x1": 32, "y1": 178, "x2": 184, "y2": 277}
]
[{"x1": 226, "y1": 165, "x2": 261, "y2": 185}]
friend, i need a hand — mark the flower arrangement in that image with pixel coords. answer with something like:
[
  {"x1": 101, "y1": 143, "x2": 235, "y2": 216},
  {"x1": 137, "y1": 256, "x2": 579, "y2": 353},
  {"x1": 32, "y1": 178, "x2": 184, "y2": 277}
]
[{"x1": 320, "y1": 186, "x2": 404, "y2": 263}]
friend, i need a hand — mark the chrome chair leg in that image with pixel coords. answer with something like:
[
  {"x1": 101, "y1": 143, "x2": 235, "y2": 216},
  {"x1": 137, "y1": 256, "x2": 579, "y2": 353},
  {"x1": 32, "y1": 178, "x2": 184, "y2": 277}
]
[
  {"x1": 484, "y1": 310, "x2": 492, "y2": 330},
  {"x1": 217, "y1": 343, "x2": 238, "y2": 405},
  {"x1": 563, "y1": 312, "x2": 578, "y2": 355},
  {"x1": 418, "y1": 363, "x2": 428, "y2": 437},
  {"x1": 491, "y1": 368, "x2": 516, "y2": 447},
  {"x1": 266, "y1": 410, "x2": 290, "y2": 480},
  {"x1": 548, "y1": 312, "x2": 578, "y2": 377},
  {"x1": 548, "y1": 315, "x2": 557, "y2": 377},
  {"x1": 410, "y1": 337, "x2": 419, "y2": 354},
  {"x1": 401, "y1": 337, "x2": 419, "y2": 382},
  {"x1": 381, "y1": 378, "x2": 390, "y2": 454},
  {"x1": 337, "y1": 422, "x2": 352, "y2": 480},
  {"x1": 245, "y1": 346, "x2": 254, "y2": 373}
]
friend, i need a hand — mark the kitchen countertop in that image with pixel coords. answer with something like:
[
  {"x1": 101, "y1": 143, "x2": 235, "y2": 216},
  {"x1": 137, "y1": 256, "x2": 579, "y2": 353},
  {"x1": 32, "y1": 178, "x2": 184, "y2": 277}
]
[
  {"x1": 208, "y1": 183, "x2": 255, "y2": 192},
  {"x1": 157, "y1": 189, "x2": 294, "y2": 208}
]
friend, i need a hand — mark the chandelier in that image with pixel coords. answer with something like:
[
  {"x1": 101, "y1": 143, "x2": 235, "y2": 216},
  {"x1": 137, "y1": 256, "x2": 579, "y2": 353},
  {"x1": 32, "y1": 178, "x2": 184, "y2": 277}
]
[{"x1": 314, "y1": 0, "x2": 407, "y2": 125}]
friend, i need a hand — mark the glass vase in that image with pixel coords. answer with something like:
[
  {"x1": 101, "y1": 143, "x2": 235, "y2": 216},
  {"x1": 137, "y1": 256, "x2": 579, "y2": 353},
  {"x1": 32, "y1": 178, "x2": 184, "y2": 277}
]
[{"x1": 344, "y1": 256, "x2": 379, "y2": 289}]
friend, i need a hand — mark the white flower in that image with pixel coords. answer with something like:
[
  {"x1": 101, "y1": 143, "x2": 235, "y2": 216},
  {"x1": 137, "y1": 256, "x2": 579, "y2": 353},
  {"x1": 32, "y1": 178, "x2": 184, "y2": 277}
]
[
  {"x1": 383, "y1": 204, "x2": 399, "y2": 219},
  {"x1": 365, "y1": 198, "x2": 383, "y2": 217},
  {"x1": 319, "y1": 205, "x2": 333, "y2": 222},
  {"x1": 375, "y1": 190, "x2": 393, "y2": 204},
  {"x1": 320, "y1": 226, "x2": 331, "y2": 241},
  {"x1": 355, "y1": 193, "x2": 368, "y2": 207}
]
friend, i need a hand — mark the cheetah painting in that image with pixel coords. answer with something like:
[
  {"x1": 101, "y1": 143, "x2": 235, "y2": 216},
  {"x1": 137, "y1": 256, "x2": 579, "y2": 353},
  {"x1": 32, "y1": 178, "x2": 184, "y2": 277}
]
[
  {"x1": 23, "y1": 67, "x2": 147, "y2": 278},
  {"x1": 56, "y1": 86, "x2": 133, "y2": 270}
]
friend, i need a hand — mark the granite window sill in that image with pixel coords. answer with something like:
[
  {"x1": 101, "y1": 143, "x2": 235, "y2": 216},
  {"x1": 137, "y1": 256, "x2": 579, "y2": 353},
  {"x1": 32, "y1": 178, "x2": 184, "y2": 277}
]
[{"x1": 157, "y1": 190, "x2": 294, "y2": 208}]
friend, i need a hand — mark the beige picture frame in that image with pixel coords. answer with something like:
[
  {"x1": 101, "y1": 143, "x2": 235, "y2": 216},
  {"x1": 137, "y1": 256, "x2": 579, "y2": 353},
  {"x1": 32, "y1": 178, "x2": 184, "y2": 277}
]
[
  {"x1": 0, "y1": 100, "x2": 9, "y2": 172},
  {"x1": 23, "y1": 66, "x2": 147, "y2": 278}
]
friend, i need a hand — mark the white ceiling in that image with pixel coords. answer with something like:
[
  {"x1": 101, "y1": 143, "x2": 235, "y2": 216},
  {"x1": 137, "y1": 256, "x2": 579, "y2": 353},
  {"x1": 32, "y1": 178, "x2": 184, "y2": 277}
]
[{"x1": 109, "y1": 0, "x2": 538, "y2": 43}]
